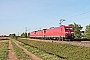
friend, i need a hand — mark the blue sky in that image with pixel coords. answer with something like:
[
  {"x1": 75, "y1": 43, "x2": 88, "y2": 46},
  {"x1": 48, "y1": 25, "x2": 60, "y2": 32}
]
[{"x1": 0, "y1": 0, "x2": 90, "y2": 35}]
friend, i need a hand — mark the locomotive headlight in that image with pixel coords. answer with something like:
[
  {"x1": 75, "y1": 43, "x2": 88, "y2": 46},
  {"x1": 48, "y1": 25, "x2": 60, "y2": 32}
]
[
  {"x1": 65, "y1": 32, "x2": 68, "y2": 33},
  {"x1": 71, "y1": 32, "x2": 74, "y2": 33}
]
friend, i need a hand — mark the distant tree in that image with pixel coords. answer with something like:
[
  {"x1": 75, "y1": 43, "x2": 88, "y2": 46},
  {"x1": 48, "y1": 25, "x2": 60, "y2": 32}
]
[
  {"x1": 69, "y1": 23, "x2": 83, "y2": 39},
  {"x1": 25, "y1": 33, "x2": 27, "y2": 38},
  {"x1": 28, "y1": 32, "x2": 30, "y2": 38},
  {"x1": 9, "y1": 33, "x2": 17, "y2": 40},
  {"x1": 85, "y1": 24, "x2": 90, "y2": 39},
  {"x1": 21, "y1": 33, "x2": 25, "y2": 38},
  {"x1": 9, "y1": 34, "x2": 15, "y2": 38},
  {"x1": 21, "y1": 32, "x2": 27, "y2": 38}
]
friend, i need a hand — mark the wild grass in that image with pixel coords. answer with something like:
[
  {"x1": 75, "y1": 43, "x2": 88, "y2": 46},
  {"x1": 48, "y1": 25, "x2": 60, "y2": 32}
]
[
  {"x1": 0, "y1": 41, "x2": 9, "y2": 60},
  {"x1": 11, "y1": 40, "x2": 31, "y2": 60},
  {"x1": 18, "y1": 39, "x2": 90, "y2": 60},
  {"x1": 16, "y1": 40, "x2": 64, "y2": 60}
]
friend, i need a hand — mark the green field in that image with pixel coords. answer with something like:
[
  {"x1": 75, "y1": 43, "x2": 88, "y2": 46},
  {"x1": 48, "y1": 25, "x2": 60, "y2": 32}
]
[
  {"x1": 18, "y1": 39, "x2": 90, "y2": 60},
  {"x1": 0, "y1": 41, "x2": 9, "y2": 60},
  {"x1": 11, "y1": 40, "x2": 31, "y2": 60},
  {"x1": 16, "y1": 40, "x2": 64, "y2": 60}
]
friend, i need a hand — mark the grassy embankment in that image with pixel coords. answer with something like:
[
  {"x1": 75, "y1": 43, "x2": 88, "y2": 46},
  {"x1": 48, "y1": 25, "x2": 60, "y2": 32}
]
[
  {"x1": 18, "y1": 39, "x2": 90, "y2": 60},
  {"x1": 16, "y1": 40, "x2": 64, "y2": 60}
]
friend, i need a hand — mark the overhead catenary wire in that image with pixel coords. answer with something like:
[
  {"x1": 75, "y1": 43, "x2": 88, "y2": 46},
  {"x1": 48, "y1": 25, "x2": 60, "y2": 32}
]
[
  {"x1": 60, "y1": 10, "x2": 90, "y2": 25},
  {"x1": 65, "y1": 10, "x2": 90, "y2": 19}
]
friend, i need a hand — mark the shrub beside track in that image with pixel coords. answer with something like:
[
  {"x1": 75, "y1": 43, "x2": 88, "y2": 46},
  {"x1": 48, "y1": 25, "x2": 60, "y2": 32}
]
[{"x1": 18, "y1": 39, "x2": 90, "y2": 60}]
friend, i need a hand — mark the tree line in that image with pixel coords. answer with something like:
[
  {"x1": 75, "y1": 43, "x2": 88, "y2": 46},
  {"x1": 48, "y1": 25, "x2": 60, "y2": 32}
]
[
  {"x1": 69, "y1": 23, "x2": 90, "y2": 39},
  {"x1": 9, "y1": 23, "x2": 90, "y2": 39},
  {"x1": 9, "y1": 32, "x2": 30, "y2": 39}
]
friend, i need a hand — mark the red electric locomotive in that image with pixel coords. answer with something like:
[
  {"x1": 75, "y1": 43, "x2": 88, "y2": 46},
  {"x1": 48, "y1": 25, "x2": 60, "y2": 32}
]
[{"x1": 30, "y1": 25, "x2": 74, "y2": 40}]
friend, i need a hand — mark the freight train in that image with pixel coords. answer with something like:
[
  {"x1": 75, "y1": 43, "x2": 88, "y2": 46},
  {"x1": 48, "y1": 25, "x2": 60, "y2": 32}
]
[{"x1": 30, "y1": 25, "x2": 74, "y2": 40}]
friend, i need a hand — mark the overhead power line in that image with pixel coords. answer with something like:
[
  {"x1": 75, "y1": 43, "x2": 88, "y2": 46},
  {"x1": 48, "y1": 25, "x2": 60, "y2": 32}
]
[{"x1": 66, "y1": 11, "x2": 90, "y2": 19}]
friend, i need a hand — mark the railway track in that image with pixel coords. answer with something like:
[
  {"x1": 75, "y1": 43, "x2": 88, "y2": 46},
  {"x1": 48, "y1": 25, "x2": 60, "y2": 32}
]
[{"x1": 21, "y1": 38, "x2": 90, "y2": 48}]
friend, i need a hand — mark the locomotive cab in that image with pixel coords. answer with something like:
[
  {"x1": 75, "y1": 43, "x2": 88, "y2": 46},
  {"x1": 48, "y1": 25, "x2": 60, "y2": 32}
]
[{"x1": 65, "y1": 26, "x2": 74, "y2": 39}]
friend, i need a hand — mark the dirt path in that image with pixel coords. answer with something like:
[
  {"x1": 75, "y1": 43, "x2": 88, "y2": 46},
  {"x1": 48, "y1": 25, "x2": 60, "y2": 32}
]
[
  {"x1": 13, "y1": 40, "x2": 42, "y2": 60},
  {"x1": 7, "y1": 40, "x2": 17, "y2": 60}
]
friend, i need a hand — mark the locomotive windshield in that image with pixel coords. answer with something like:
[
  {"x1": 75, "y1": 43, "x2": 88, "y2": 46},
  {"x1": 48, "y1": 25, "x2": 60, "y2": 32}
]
[{"x1": 65, "y1": 28, "x2": 73, "y2": 30}]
